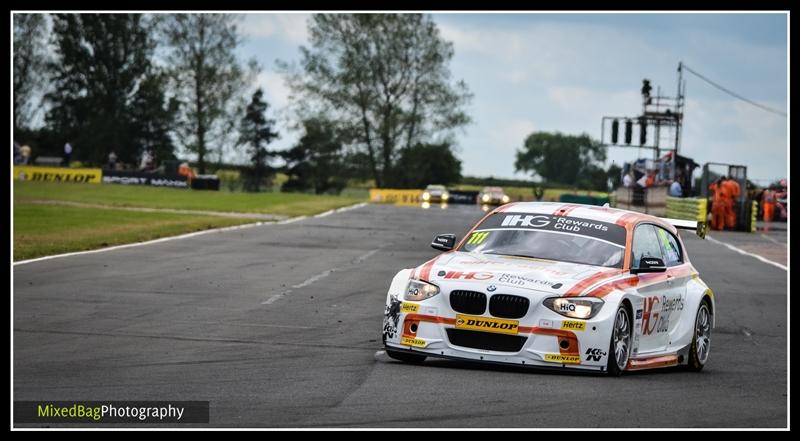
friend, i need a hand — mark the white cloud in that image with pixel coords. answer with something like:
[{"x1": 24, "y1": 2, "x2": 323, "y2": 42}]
[
  {"x1": 439, "y1": 17, "x2": 786, "y2": 181},
  {"x1": 241, "y1": 13, "x2": 310, "y2": 44}
]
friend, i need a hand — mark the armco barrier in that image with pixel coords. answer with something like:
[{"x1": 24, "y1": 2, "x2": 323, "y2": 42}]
[
  {"x1": 665, "y1": 196, "x2": 708, "y2": 222},
  {"x1": 369, "y1": 189, "x2": 423, "y2": 205},
  {"x1": 13, "y1": 165, "x2": 102, "y2": 184}
]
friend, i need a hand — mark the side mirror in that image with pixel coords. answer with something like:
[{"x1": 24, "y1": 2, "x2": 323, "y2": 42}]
[
  {"x1": 631, "y1": 256, "x2": 667, "y2": 274},
  {"x1": 431, "y1": 233, "x2": 456, "y2": 251}
]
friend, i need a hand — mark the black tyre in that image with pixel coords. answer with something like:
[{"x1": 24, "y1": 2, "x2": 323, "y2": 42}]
[
  {"x1": 386, "y1": 348, "x2": 427, "y2": 364},
  {"x1": 687, "y1": 300, "x2": 712, "y2": 372},
  {"x1": 607, "y1": 304, "x2": 632, "y2": 376}
]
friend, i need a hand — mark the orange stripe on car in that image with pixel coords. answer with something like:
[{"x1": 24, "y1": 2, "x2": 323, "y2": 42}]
[
  {"x1": 563, "y1": 269, "x2": 625, "y2": 297},
  {"x1": 626, "y1": 354, "x2": 678, "y2": 370}
]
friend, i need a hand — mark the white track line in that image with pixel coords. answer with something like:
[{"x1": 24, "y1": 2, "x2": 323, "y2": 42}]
[
  {"x1": 14, "y1": 202, "x2": 369, "y2": 267},
  {"x1": 706, "y1": 235, "x2": 788, "y2": 271},
  {"x1": 261, "y1": 248, "x2": 381, "y2": 306}
]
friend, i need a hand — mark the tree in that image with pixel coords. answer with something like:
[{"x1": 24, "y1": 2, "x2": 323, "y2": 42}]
[
  {"x1": 390, "y1": 142, "x2": 461, "y2": 188},
  {"x1": 282, "y1": 14, "x2": 472, "y2": 187},
  {"x1": 607, "y1": 163, "x2": 623, "y2": 191},
  {"x1": 239, "y1": 88, "x2": 279, "y2": 192},
  {"x1": 128, "y1": 71, "x2": 180, "y2": 165},
  {"x1": 515, "y1": 132, "x2": 607, "y2": 190},
  {"x1": 45, "y1": 14, "x2": 172, "y2": 165},
  {"x1": 281, "y1": 118, "x2": 348, "y2": 195},
  {"x1": 161, "y1": 14, "x2": 257, "y2": 174},
  {"x1": 13, "y1": 13, "x2": 50, "y2": 133}
]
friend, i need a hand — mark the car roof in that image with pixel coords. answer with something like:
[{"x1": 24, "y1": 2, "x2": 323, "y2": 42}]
[{"x1": 490, "y1": 201, "x2": 676, "y2": 233}]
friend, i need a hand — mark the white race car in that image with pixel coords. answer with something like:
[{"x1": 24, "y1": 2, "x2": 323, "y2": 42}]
[{"x1": 382, "y1": 202, "x2": 714, "y2": 375}]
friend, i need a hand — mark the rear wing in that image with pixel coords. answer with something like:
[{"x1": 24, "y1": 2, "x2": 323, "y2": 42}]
[{"x1": 662, "y1": 218, "x2": 708, "y2": 239}]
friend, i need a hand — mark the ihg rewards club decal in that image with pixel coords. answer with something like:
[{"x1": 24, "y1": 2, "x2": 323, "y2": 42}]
[{"x1": 14, "y1": 401, "x2": 209, "y2": 424}]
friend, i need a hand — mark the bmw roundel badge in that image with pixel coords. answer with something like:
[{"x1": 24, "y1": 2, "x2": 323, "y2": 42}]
[{"x1": 487, "y1": 285, "x2": 497, "y2": 292}]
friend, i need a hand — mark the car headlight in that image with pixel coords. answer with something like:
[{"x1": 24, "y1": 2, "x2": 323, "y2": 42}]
[
  {"x1": 482, "y1": 194, "x2": 490, "y2": 202},
  {"x1": 422, "y1": 192, "x2": 430, "y2": 201},
  {"x1": 543, "y1": 297, "x2": 604, "y2": 319},
  {"x1": 405, "y1": 279, "x2": 440, "y2": 301},
  {"x1": 501, "y1": 195, "x2": 510, "y2": 203},
  {"x1": 442, "y1": 192, "x2": 449, "y2": 200}
]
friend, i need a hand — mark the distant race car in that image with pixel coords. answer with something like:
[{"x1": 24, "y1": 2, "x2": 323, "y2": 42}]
[
  {"x1": 478, "y1": 186, "x2": 511, "y2": 206},
  {"x1": 421, "y1": 185, "x2": 449, "y2": 203},
  {"x1": 382, "y1": 202, "x2": 714, "y2": 375}
]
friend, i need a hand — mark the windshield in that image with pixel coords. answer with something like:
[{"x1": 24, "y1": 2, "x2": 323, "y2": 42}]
[{"x1": 459, "y1": 212, "x2": 627, "y2": 268}]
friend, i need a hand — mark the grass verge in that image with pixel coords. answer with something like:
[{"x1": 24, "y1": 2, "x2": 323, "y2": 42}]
[
  {"x1": 14, "y1": 181, "x2": 366, "y2": 217},
  {"x1": 13, "y1": 203, "x2": 258, "y2": 261}
]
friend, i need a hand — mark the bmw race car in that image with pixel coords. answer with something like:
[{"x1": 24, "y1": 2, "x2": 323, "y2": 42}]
[
  {"x1": 382, "y1": 202, "x2": 714, "y2": 375},
  {"x1": 421, "y1": 185, "x2": 449, "y2": 203},
  {"x1": 478, "y1": 186, "x2": 511, "y2": 206}
]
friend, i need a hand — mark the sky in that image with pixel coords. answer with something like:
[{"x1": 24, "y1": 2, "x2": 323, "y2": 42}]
[{"x1": 238, "y1": 12, "x2": 788, "y2": 184}]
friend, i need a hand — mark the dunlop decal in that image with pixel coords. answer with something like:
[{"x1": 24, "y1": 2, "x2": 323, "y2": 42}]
[
  {"x1": 455, "y1": 315, "x2": 519, "y2": 335},
  {"x1": 400, "y1": 336, "x2": 427, "y2": 348},
  {"x1": 544, "y1": 354, "x2": 581, "y2": 364}
]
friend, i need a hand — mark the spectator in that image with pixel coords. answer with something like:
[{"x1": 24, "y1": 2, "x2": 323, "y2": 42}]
[
  {"x1": 107, "y1": 151, "x2": 118, "y2": 170},
  {"x1": 623, "y1": 171, "x2": 635, "y2": 188},
  {"x1": 63, "y1": 141, "x2": 73, "y2": 167},
  {"x1": 20, "y1": 144, "x2": 32, "y2": 165},
  {"x1": 13, "y1": 142, "x2": 22, "y2": 165},
  {"x1": 669, "y1": 180, "x2": 683, "y2": 197},
  {"x1": 644, "y1": 169, "x2": 656, "y2": 187},
  {"x1": 139, "y1": 149, "x2": 152, "y2": 171}
]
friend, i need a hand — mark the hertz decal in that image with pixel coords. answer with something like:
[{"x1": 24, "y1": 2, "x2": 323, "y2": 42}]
[
  {"x1": 401, "y1": 303, "x2": 420, "y2": 313},
  {"x1": 455, "y1": 315, "x2": 519, "y2": 335},
  {"x1": 400, "y1": 336, "x2": 427, "y2": 348},
  {"x1": 544, "y1": 354, "x2": 581, "y2": 364},
  {"x1": 560, "y1": 320, "x2": 586, "y2": 331}
]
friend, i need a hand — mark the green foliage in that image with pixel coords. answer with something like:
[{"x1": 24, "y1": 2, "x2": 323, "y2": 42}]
[
  {"x1": 239, "y1": 88, "x2": 280, "y2": 192},
  {"x1": 515, "y1": 132, "x2": 608, "y2": 191},
  {"x1": 281, "y1": 118, "x2": 348, "y2": 194},
  {"x1": 161, "y1": 14, "x2": 257, "y2": 174},
  {"x1": 282, "y1": 14, "x2": 471, "y2": 187},
  {"x1": 389, "y1": 142, "x2": 462, "y2": 188},
  {"x1": 13, "y1": 14, "x2": 49, "y2": 132},
  {"x1": 45, "y1": 14, "x2": 173, "y2": 166}
]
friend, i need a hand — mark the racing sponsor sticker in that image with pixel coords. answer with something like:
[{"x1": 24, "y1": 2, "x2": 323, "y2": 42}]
[
  {"x1": 474, "y1": 213, "x2": 627, "y2": 246},
  {"x1": 443, "y1": 271, "x2": 493, "y2": 280},
  {"x1": 467, "y1": 231, "x2": 491, "y2": 245},
  {"x1": 400, "y1": 336, "x2": 427, "y2": 348},
  {"x1": 544, "y1": 354, "x2": 581, "y2": 364},
  {"x1": 455, "y1": 314, "x2": 519, "y2": 335},
  {"x1": 401, "y1": 302, "x2": 420, "y2": 313},
  {"x1": 560, "y1": 320, "x2": 586, "y2": 332}
]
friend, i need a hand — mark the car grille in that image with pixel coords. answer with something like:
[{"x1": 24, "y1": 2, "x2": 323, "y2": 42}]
[
  {"x1": 446, "y1": 329, "x2": 528, "y2": 352},
  {"x1": 449, "y1": 290, "x2": 486, "y2": 315},
  {"x1": 489, "y1": 294, "x2": 530, "y2": 319}
]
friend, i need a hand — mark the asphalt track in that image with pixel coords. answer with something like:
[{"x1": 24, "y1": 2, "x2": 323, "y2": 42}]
[{"x1": 13, "y1": 203, "x2": 788, "y2": 428}]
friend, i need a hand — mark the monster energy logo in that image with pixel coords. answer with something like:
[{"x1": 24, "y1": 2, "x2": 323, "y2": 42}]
[{"x1": 467, "y1": 231, "x2": 490, "y2": 245}]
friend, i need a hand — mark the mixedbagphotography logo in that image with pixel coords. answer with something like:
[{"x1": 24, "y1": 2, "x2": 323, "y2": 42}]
[{"x1": 14, "y1": 401, "x2": 210, "y2": 424}]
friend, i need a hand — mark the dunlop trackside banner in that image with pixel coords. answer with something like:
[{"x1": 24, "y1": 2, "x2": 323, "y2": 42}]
[{"x1": 14, "y1": 166, "x2": 102, "y2": 184}]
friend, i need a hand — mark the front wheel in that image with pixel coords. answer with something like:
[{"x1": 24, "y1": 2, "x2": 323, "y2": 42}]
[
  {"x1": 687, "y1": 300, "x2": 712, "y2": 371},
  {"x1": 607, "y1": 304, "x2": 631, "y2": 376},
  {"x1": 386, "y1": 348, "x2": 427, "y2": 364}
]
